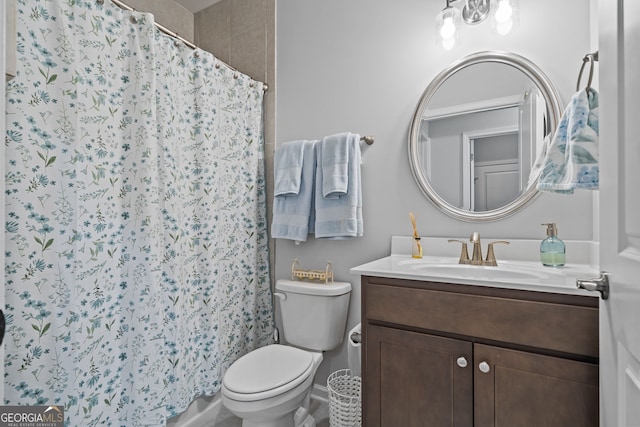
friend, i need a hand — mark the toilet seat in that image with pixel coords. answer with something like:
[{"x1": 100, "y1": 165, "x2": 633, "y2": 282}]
[{"x1": 222, "y1": 344, "x2": 315, "y2": 402}]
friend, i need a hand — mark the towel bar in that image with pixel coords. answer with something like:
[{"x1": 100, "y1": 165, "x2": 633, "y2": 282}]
[
  {"x1": 360, "y1": 135, "x2": 374, "y2": 145},
  {"x1": 275, "y1": 134, "x2": 374, "y2": 151}
]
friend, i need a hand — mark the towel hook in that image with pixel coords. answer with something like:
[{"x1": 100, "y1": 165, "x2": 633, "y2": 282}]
[{"x1": 576, "y1": 51, "x2": 599, "y2": 92}]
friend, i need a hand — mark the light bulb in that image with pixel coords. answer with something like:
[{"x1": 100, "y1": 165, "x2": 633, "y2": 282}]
[
  {"x1": 440, "y1": 16, "x2": 456, "y2": 39},
  {"x1": 495, "y1": 0, "x2": 513, "y2": 23},
  {"x1": 436, "y1": 5, "x2": 460, "y2": 50},
  {"x1": 442, "y1": 36, "x2": 456, "y2": 50},
  {"x1": 496, "y1": 19, "x2": 513, "y2": 35}
]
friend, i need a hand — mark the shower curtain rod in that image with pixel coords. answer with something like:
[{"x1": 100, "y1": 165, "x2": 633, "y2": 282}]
[{"x1": 101, "y1": 0, "x2": 269, "y2": 92}]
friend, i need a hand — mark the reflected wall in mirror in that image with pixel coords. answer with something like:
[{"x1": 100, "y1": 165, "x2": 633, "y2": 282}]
[{"x1": 409, "y1": 51, "x2": 563, "y2": 222}]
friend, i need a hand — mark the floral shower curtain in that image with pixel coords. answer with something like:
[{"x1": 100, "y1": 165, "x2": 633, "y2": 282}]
[{"x1": 4, "y1": 0, "x2": 273, "y2": 425}]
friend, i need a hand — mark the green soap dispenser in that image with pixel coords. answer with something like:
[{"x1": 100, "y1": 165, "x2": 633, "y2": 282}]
[{"x1": 540, "y1": 223, "x2": 566, "y2": 267}]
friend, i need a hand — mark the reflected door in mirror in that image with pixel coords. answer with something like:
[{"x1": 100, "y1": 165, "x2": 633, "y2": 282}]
[{"x1": 472, "y1": 133, "x2": 520, "y2": 211}]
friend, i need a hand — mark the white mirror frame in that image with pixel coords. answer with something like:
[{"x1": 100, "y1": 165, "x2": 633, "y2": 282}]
[{"x1": 408, "y1": 51, "x2": 563, "y2": 222}]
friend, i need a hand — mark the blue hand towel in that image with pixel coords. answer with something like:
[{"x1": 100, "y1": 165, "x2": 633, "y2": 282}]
[
  {"x1": 314, "y1": 133, "x2": 363, "y2": 239},
  {"x1": 322, "y1": 132, "x2": 351, "y2": 199},
  {"x1": 274, "y1": 140, "x2": 306, "y2": 196},
  {"x1": 271, "y1": 140, "x2": 317, "y2": 242},
  {"x1": 537, "y1": 88, "x2": 599, "y2": 194}
]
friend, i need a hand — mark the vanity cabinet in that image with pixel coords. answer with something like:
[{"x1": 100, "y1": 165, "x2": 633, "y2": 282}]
[{"x1": 362, "y1": 275, "x2": 599, "y2": 427}]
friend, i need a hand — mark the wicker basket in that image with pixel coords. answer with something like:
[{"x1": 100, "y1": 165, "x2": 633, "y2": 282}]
[{"x1": 327, "y1": 369, "x2": 361, "y2": 427}]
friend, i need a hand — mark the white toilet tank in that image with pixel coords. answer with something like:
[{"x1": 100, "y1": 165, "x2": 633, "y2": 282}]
[{"x1": 275, "y1": 279, "x2": 351, "y2": 351}]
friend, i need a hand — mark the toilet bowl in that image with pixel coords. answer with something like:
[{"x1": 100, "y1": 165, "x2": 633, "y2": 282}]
[
  {"x1": 221, "y1": 344, "x2": 322, "y2": 427},
  {"x1": 221, "y1": 279, "x2": 352, "y2": 427}
]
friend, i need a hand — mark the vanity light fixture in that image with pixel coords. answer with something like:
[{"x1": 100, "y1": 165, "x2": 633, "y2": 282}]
[
  {"x1": 435, "y1": 0, "x2": 518, "y2": 50},
  {"x1": 435, "y1": 0, "x2": 462, "y2": 50},
  {"x1": 492, "y1": 0, "x2": 518, "y2": 36}
]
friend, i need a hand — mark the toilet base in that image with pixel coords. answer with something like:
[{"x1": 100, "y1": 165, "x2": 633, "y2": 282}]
[
  {"x1": 241, "y1": 412, "x2": 316, "y2": 427},
  {"x1": 296, "y1": 412, "x2": 317, "y2": 427},
  {"x1": 234, "y1": 388, "x2": 317, "y2": 427}
]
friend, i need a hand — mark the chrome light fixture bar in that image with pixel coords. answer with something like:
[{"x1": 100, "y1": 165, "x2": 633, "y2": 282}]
[
  {"x1": 435, "y1": 0, "x2": 518, "y2": 50},
  {"x1": 461, "y1": 0, "x2": 491, "y2": 24}
]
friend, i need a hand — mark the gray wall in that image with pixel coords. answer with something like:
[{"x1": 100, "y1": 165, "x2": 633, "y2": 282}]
[{"x1": 276, "y1": 0, "x2": 595, "y2": 386}]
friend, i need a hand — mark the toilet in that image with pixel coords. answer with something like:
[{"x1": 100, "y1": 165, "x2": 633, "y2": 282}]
[{"x1": 221, "y1": 279, "x2": 351, "y2": 427}]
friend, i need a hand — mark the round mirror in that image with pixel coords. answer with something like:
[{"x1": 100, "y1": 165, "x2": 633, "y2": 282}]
[{"x1": 408, "y1": 51, "x2": 562, "y2": 222}]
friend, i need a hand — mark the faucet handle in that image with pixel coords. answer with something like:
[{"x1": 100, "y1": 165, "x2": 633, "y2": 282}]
[
  {"x1": 470, "y1": 232, "x2": 481, "y2": 243},
  {"x1": 484, "y1": 241, "x2": 510, "y2": 266},
  {"x1": 448, "y1": 239, "x2": 470, "y2": 264}
]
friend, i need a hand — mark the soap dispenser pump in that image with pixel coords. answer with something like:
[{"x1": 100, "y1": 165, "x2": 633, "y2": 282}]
[{"x1": 540, "y1": 223, "x2": 566, "y2": 267}]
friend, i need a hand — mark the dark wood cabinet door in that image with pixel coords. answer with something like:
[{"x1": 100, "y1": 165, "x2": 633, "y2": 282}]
[
  {"x1": 474, "y1": 343, "x2": 599, "y2": 427},
  {"x1": 365, "y1": 325, "x2": 473, "y2": 427}
]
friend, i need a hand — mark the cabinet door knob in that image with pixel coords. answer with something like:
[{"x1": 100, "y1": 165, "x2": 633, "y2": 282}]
[
  {"x1": 456, "y1": 357, "x2": 468, "y2": 368},
  {"x1": 478, "y1": 361, "x2": 491, "y2": 373}
]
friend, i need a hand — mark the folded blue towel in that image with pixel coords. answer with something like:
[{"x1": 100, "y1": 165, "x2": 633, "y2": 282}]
[
  {"x1": 271, "y1": 140, "x2": 318, "y2": 242},
  {"x1": 314, "y1": 133, "x2": 363, "y2": 239},
  {"x1": 274, "y1": 140, "x2": 306, "y2": 196},
  {"x1": 322, "y1": 132, "x2": 351, "y2": 199},
  {"x1": 537, "y1": 88, "x2": 599, "y2": 194}
]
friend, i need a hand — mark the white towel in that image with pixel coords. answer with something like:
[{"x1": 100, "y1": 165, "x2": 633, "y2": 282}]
[
  {"x1": 314, "y1": 133, "x2": 363, "y2": 239},
  {"x1": 321, "y1": 132, "x2": 350, "y2": 199},
  {"x1": 271, "y1": 140, "x2": 318, "y2": 242},
  {"x1": 274, "y1": 140, "x2": 306, "y2": 196}
]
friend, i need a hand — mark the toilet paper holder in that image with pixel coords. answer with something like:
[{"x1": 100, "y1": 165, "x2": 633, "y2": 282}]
[{"x1": 347, "y1": 324, "x2": 362, "y2": 377}]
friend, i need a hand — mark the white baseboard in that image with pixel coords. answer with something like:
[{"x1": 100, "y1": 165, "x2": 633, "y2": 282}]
[
  {"x1": 311, "y1": 383, "x2": 329, "y2": 404},
  {"x1": 167, "y1": 394, "x2": 223, "y2": 427},
  {"x1": 167, "y1": 386, "x2": 330, "y2": 427}
]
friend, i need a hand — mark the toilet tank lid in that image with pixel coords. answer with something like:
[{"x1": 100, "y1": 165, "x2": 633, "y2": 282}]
[{"x1": 276, "y1": 279, "x2": 351, "y2": 296}]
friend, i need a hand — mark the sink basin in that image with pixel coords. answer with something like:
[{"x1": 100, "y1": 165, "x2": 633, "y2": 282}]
[
  {"x1": 409, "y1": 263, "x2": 551, "y2": 281},
  {"x1": 392, "y1": 256, "x2": 573, "y2": 287}
]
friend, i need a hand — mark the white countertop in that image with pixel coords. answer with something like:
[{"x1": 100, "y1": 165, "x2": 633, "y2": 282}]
[{"x1": 350, "y1": 237, "x2": 600, "y2": 297}]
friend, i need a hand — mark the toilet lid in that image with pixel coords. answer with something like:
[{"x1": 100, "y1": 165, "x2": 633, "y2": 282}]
[{"x1": 223, "y1": 344, "x2": 314, "y2": 395}]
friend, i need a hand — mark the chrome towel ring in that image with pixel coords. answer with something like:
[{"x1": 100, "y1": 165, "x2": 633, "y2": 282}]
[{"x1": 576, "y1": 51, "x2": 599, "y2": 91}]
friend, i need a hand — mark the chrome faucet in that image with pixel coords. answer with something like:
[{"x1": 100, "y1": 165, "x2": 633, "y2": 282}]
[
  {"x1": 470, "y1": 232, "x2": 483, "y2": 265},
  {"x1": 449, "y1": 233, "x2": 510, "y2": 266}
]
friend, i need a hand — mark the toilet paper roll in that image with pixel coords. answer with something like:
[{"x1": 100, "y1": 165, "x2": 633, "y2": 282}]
[{"x1": 347, "y1": 323, "x2": 362, "y2": 377}]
